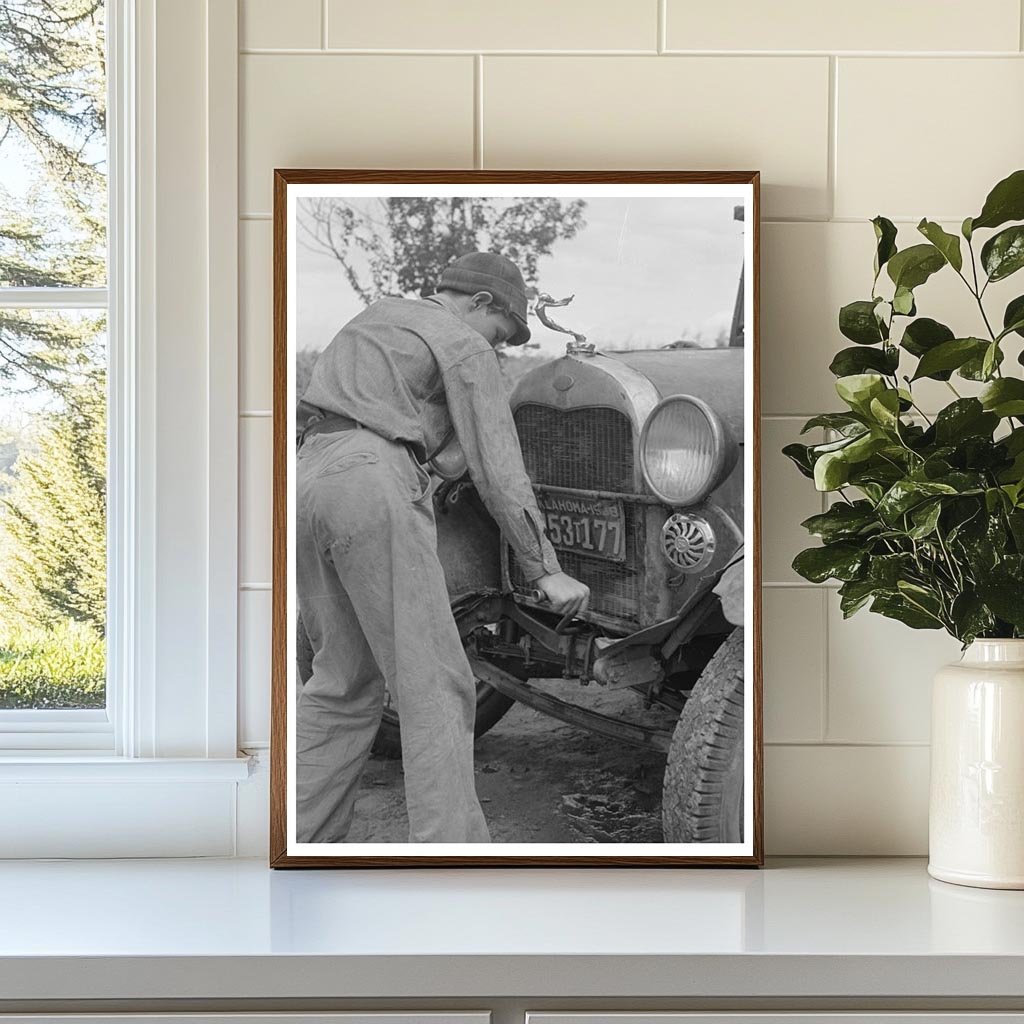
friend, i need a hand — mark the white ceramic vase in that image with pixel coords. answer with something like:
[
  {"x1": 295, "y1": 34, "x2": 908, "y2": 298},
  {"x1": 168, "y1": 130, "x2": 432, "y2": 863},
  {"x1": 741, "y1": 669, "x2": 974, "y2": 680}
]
[{"x1": 929, "y1": 639, "x2": 1024, "y2": 889}]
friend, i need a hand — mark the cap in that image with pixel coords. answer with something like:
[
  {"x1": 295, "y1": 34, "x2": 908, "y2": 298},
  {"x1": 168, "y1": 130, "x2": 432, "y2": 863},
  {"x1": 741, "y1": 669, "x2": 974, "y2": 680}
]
[{"x1": 437, "y1": 251, "x2": 531, "y2": 346}]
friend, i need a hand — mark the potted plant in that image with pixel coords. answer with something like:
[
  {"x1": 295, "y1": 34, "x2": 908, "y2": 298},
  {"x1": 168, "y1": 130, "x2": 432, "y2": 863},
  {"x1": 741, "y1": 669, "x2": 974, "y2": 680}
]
[{"x1": 785, "y1": 169, "x2": 1024, "y2": 889}]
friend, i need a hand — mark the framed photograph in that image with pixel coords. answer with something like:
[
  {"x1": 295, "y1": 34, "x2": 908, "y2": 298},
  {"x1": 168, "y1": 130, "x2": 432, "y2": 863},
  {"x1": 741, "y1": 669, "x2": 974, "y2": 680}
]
[{"x1": 270, "y1": 170, "x2": 762, "y2": 867}]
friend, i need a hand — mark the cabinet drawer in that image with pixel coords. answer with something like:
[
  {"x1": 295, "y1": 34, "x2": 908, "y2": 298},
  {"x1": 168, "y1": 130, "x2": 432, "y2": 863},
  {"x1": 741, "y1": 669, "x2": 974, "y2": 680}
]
[
  {"x1": 528, "y1": 1016, "x2": 1024, "y2": 1024},
  {"x1": 0, "y1": 1016, "x2": 490, "y2": 1024}
]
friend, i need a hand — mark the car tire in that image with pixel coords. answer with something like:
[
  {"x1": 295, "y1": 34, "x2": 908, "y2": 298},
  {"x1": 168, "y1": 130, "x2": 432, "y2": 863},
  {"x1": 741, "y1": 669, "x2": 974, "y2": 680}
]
[
  {"x1": 661, "y1": 627, "x2": 744, "y2": 844},
  {"x1": 296, "y1": 613, "x2": 516, "y2": 760}
]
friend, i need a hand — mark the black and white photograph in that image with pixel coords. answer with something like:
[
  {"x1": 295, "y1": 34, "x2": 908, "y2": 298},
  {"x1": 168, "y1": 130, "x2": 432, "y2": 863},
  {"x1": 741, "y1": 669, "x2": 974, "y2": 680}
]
[{"x1": 271, "y1": 171, "x2": 762, "y2": 867}]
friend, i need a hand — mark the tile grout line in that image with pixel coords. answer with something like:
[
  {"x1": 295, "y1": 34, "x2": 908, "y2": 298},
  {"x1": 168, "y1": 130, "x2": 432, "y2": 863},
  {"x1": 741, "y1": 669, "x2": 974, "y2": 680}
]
[
  {"x1": 765, "y1": 740, "x2": 931, "y2": 748},
  {"x1": 474, "y1": 55, "x2": 484, "y2": 170},
  {"x1": 820, "y1": 586, "x2": 830, "y2": 743},
  {"x1": 763, "y1": 581, "x2": 840, "y2": 589},
  {"x1": 1020, "y1": 0, "x2": 1024, "y2": 51},
  {"x1": 240, "y1": 213, "x2": 970, "y2": 225},
  {"x1": 818, "y1": 423, "x2": 831, "y2": 742},
  {"x1": 827, "y1": 55, "x2": 838, "y2": 221},
  {"x1": 237, "y1": 47, "x2": 1024, "y2": 57},
  {"x1": 321, "y1": 0, "x2": 328, "y2": 50},
  {"x1": 657, "y1": 0, "x2": 666, "y2": 54}
]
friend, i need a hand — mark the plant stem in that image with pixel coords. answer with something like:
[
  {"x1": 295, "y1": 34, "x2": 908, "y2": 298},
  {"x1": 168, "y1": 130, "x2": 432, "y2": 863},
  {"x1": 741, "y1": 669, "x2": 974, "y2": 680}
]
[{"x1": 936, "y1": 528, "x2": 965, "y2": 592}]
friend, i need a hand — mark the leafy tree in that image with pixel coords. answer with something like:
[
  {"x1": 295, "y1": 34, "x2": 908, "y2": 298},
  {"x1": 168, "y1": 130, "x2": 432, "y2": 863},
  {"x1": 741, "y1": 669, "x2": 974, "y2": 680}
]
[
  {"x1": 0, "y1": 0, "x2": 106, "y2": 394},
  {"x1": 0, "y1": 2, "x2": 107, "y2": 643},
  {"x1": 298, "y1": 196, "x2": 586, "y2": 302},
  {"x1": 0, "y1": 368, "x2": 106, "y2": 633}
]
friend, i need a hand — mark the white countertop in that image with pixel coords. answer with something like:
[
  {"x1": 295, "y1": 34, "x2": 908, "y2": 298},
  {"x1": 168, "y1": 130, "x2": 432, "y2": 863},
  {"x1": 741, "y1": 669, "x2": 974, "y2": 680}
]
[{"x1": 1, "y1": 857, "x2": 1023, "y2": 1002}]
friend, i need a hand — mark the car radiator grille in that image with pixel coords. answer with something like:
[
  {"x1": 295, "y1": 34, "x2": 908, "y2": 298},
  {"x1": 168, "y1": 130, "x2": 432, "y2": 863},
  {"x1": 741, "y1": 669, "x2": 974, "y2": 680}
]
[{"x1": 510, "y1": 404, "x2": 643, "y2": 624}]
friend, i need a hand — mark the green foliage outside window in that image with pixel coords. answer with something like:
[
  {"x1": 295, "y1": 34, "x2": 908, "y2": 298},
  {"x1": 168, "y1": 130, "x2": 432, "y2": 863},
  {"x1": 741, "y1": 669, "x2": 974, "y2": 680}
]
[
  {"x1": 0, "y1": 1, "x2": 107, "y2": 708},
  {"x1": 785, "y1": 169, "x2": 1024, "y2": 645}
]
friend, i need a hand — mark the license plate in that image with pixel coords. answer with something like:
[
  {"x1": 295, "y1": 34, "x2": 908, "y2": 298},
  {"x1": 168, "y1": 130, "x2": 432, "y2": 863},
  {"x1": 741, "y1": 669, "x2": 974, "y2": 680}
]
[{"x1": 536, "y1": 488, "x2": 626, "y2": 563}]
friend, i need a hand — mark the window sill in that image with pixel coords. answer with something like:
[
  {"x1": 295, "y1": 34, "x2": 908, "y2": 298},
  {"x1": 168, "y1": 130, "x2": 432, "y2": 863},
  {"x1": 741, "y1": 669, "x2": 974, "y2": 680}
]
[
  {"x1": 0, "y1": 755, "x2": 255, "y2": 857},
  {"x1": 0, "y1": 754, "x2": 252, "y2": 782}
]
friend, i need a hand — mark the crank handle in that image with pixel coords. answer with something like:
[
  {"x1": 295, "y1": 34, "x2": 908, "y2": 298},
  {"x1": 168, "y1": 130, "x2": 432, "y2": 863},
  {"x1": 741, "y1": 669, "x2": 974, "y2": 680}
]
[{"x1": 516, "y1": 587, "x2": 578, "y2": 635}]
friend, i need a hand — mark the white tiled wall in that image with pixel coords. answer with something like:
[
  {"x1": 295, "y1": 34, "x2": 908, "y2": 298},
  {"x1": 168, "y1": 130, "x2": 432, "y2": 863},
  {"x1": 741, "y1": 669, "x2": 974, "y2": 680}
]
[{"x1": 235, "y1": 0, "x2": 1024, "y2": 854}]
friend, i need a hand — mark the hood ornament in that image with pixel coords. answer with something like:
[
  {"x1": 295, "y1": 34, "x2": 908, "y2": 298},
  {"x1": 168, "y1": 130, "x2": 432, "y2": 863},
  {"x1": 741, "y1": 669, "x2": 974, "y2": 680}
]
[{"x1": 534, "y1": 293, "x2": 595, "y2": 356}]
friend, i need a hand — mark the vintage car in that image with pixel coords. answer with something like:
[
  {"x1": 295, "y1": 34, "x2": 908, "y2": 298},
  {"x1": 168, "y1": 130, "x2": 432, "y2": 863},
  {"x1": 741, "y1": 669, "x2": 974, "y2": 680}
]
[{"x1": 297, "y1": 295, "x2": 749, "y2": 844}]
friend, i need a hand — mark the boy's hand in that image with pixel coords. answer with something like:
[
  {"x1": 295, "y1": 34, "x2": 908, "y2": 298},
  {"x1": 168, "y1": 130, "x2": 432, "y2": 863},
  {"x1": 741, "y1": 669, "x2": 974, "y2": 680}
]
[{"x1": 533, "y1": 571, "x2": 590, "y2": 617}]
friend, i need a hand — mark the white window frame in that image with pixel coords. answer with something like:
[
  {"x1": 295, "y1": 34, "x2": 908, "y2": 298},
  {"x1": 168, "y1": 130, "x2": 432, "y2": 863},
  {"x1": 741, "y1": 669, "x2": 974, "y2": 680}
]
[
  {"x1": 0, "y1": 0, "x2": 249, "y2": 857},
  {"x1": 0, "y1": 10, "x2": 117, "y2": 751}
]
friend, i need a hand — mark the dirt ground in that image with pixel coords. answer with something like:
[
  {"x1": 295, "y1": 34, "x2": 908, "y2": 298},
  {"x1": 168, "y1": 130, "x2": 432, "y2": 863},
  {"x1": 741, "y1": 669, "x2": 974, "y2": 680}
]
[{"x1": 347, "y1": 680, "x2": 679, "y2": 844}]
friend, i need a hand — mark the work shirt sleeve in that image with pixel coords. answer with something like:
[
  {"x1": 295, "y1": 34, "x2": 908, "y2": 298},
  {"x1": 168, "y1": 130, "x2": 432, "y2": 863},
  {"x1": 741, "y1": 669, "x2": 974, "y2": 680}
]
[{"x1": 441, "y1": 351, "x2": 562, "y2": 582}]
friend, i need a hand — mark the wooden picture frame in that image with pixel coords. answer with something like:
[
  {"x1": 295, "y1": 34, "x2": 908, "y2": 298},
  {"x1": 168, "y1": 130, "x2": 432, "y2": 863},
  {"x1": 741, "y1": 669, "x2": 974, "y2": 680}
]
[{"x1": 271, "y1": 170, "x2": 762, "y2": 867}]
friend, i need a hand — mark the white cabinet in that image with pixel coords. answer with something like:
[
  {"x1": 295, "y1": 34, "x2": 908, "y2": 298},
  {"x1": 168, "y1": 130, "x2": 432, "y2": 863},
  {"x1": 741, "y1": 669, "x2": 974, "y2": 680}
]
[
  {"x1": 0, "y1": 1017, "x2": 490, "y2": 1024},
  {"x1": 527, "y1": 1017, "x2": 1024, "y2": 1023},
  {"x1": 527, "y1": 1017, "x2": 1024, "y2": 1024}
]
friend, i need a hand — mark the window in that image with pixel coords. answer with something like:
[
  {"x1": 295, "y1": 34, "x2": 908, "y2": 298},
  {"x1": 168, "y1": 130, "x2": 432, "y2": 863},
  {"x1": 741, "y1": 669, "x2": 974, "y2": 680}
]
[
  {"x1": 0, "y1": 0, "x2": 245, "y2": 856},
  {"x1": 0, "y1": 0, "x2": 110, "y2": 749}
]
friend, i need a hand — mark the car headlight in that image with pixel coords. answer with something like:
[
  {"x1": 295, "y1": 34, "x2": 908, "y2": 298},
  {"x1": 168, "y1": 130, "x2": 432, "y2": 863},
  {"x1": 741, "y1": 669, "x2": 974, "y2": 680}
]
[{"x1": 639, "y1": 395, "x2": 736, "y2": 506}]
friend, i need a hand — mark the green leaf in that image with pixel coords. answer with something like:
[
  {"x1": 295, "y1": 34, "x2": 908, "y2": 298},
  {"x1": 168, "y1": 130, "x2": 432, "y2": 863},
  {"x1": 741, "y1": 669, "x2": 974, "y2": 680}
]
[
  {"x1": 900, "y1": 318, "x2": 955, "y2": 375},
  {"x1": 917, "y1": 450, "x2": 953, "y2": 478},
  {"x1": 979, "y1": 377, "x2": 1024, "y2": 418},
  {"x1": 949, "y1": 500, "x2": 1005, "y2": 573},
  {"x1": 908, "y1": 500, "x2": 942, "y2": 539},
  {"x1": 877, "y1": 479, "x2": 958, "y2": 523},
  {"x1": 950, "y1": 593, "x2": 995, "y2": 644},
  {"x1": 917, "y1": 219, "x2": 963, "y2": 273},
  {"x1": 828, "y1": 345, "x2": 899, "y2": 378},
  {"x1": 800, "y1": 412, "x2": 865, "y2": 435},
  {"x1": 809, "y1": 433, "x2": 865, "y2": 456},
  {"x1": 892, "y1": 286, "x2": 916, "y2": 316},
  {"x1": 981, "y1": 225, "x2": 1024, "y2": 283},
  {"x1": 976, "y1": 579, "x2": 1024, "y2": 629},
  {"x1": 871, "y1": 594, "x2": 943, "y2": 630},
  {"x1": 782, "y1": 442, "x2": 815, "y2": 479},
  {"x1": 1002, "y1": 481, "x2": 1024, "y2": 506},
  {"x1": 839, "y1": 300, "x2": 887, "y2": 345},
  {"x1": 887, "y1": 243, "x2": 946, "y2": 291},
  {"x1": 800, "y1": 501, "x2": 879, "y2": 543},
  {"x1": 960, "y1": 344, "x2": 1004, "y2": 380},
  {"x1": 835, "y1": 373, "x2": 886, "y2": 412},
  {"x1": 872, "y1": 216, "x2": 898, "y2": 277},
  {"x1": 1008, "y1": 508, "x2": 1024, "y2": 548},
  {"x1": 792, "y1": 542, "x2": 866, "y2": 584},
  {"x1": 962, "y1": 216, "x2": 974, "y2": 241},
  {"x1": 933, "y1": 470, "x2": 986, "y2": 493},
  {"x1": 982, "y1": 341, "x2": 1001, "y2": 381},
  {"x1": 933, "y1": 399, "x2": 998, "y2": 444},
  {"x1": 868, "y1": 389, "x2": 901, "y2": 430},
  {"x1": 838, "y1": 578, "x2": 878, "y2": 617},
  {"x1": 845, "y1": 431, "x2": 888, "y2": 464},
  {"x1": 814, "y1": 450, "x2": 850, "y2": 491},
  {"x1": 1006, "y1": 427, "x2": 1024, "y2": 456},
  {"x1": 868, "y1": 553, "x2": 915, "y2": 587},
  {"x1": 1003, "y1": 295, "x2": 1024, "y2": 340},
  {"x1": 911, "y1": 337, "x2": 987, "y2": 380},
  {"x1": 849, "y1": 458, "x2": 907, "y2": 489},
  {"x1": 971, "y1": 168, "x2": 1024, "y2": 232},
  {"x1": 896, "y1": 582, "x2": 946, "y2": 622},
  {"x1": 998, "y1": 319, "x2": 1024, "y2": 341},
  {"x1": 985, "y1": 486, "x2": 1009, "y2": 514}
]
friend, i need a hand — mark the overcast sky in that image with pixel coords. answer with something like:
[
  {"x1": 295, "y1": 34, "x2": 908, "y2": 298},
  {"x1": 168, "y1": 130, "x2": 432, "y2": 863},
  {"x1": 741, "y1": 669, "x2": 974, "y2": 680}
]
[{"x1": 296, "y1": 196, "x2": 744, "y2": 358}]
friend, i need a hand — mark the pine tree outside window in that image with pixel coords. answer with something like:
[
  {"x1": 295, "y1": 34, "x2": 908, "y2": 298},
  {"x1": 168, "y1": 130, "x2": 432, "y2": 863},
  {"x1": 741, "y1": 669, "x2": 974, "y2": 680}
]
[{"x1": 0, "y1": 1, "x2": 110, "y2": 742}]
